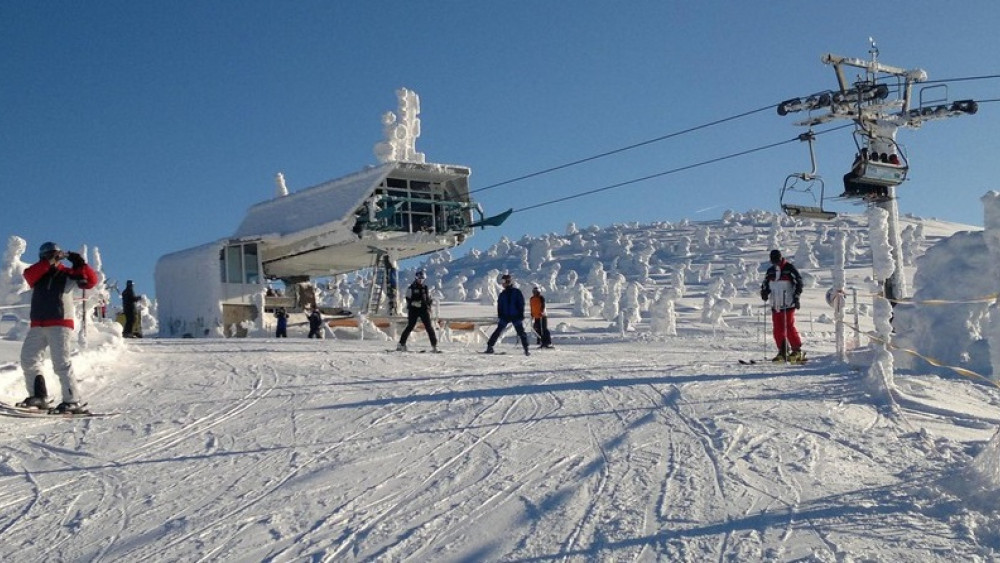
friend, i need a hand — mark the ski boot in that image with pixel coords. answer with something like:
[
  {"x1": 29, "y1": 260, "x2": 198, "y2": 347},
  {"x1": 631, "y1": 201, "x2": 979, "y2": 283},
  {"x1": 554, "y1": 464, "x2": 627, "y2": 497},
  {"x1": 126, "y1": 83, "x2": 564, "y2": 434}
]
[
  {"x1": 396, "y1": 343, "x2": 407, "y2": 352},
  {"x1": 523, "y1": 347, "x2": 530, "y2": 356},
  {"x1": 771, "y1": 343, "x2": 789, "y2": 362},
  {"x1": 50, "y1": 402, "x2": 90, "y2": 415},
  {"x1": 483, "y1": 347, "x2": 494, "y2": 354},
  {"x1": 16, "y1": 396, "x2": 50, "y2": 410}
]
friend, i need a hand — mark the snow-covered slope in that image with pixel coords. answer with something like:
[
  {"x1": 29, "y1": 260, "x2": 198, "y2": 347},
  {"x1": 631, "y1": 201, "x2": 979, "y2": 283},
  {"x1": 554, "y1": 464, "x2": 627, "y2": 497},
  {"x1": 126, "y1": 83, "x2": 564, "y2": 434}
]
[
  {"x1": 404, "y1": 209, "x2": 974, "y2": 355},
  {"x1": 2, "y1": 209, "x2": 999, "y2": 561}
]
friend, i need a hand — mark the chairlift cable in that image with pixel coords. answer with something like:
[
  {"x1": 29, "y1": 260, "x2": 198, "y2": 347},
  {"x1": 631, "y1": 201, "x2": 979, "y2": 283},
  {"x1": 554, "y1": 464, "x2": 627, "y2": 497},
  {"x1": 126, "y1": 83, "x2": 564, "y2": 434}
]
[
  {"x1": 473, "y1": 71, "x2": 997, "y2": 214},
  {"x1": 473, "y1": 74, "x2": 997, "y2": 196},
  {"x1": 471, "y1": 103, "x2": 776, "y2": 195},
  {"x1": 510, "y1": 124, "x2": 852, "y2": 215},
  {"x1": 922, "y1": 73, "x2": 1000, "y2": 85}
]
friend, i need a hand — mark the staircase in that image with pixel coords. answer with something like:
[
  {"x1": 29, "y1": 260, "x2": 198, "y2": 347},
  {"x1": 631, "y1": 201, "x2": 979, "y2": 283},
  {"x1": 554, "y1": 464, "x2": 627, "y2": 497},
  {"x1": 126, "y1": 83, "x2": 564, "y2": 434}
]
[{"x1": 362, "y1": 252, "x2": 397, "y2": 316}]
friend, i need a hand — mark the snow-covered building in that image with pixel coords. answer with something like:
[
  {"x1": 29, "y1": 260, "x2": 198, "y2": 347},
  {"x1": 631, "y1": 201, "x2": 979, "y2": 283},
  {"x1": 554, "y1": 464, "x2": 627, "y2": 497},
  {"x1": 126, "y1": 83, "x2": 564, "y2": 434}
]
[{"x1": 156, "y1": 89, "x2": 502, "y2": 337}]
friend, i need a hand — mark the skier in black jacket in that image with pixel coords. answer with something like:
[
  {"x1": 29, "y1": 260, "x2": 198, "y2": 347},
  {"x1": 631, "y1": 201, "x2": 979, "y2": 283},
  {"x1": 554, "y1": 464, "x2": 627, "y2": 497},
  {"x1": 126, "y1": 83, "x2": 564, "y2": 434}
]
[
  {"x1": 307, "y1": 307, "x2": 323, "y2": 339},
  {"x1": 121, "y1": 280, "x2": 142, "y2": 338},
  {"x1": 760, "y1": 249, "x2": 805, "y2": 362},
  {"x1": 18, "y1": 242, "x2": 98, "y2": 414},
  {"x1": 397, "y1": 270, "x2": 439, "y2": 352}
]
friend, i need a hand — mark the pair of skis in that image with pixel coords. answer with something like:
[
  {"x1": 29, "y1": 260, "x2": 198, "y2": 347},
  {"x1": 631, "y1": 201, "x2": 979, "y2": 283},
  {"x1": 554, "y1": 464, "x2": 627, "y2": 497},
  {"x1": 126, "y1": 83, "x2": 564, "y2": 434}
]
[
  {"x1": 0, "y1": 401, "x2": 117, "y2": 419},
  {"x1": 739, "y1": 353, "x2": 808, "y2": 366}
]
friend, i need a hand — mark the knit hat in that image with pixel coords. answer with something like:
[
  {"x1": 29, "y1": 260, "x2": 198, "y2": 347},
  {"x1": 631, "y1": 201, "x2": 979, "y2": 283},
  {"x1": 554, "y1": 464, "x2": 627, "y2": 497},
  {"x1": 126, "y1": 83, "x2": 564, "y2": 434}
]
[{"x1": 769, "y1": 249, "x2": 782, "y2": 264}]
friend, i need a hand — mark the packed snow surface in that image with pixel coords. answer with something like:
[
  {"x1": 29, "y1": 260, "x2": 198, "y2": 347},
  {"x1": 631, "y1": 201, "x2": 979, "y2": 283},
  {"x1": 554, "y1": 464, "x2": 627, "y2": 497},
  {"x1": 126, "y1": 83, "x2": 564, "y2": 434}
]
[
  {"x1": 2, "y1": 334, "x2": 1000, "y2": 562},
  {"x1": 2, "y1": 209, "x2": 1000, "y2": 561}
]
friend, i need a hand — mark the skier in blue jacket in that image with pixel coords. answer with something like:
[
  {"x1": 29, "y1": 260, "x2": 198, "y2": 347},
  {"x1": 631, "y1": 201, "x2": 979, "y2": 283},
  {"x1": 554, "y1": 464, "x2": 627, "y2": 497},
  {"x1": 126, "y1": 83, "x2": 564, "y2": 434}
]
[{"x1": 484, "y1": 274, "x2": 530, "y2": 356}]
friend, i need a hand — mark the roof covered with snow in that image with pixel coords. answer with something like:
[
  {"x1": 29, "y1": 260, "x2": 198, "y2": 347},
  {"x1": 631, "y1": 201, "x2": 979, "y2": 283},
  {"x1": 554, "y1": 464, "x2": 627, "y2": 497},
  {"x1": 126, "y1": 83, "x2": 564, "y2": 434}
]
[{"x1": 233, "y1": 163, "x2": 395, "y2": 239}]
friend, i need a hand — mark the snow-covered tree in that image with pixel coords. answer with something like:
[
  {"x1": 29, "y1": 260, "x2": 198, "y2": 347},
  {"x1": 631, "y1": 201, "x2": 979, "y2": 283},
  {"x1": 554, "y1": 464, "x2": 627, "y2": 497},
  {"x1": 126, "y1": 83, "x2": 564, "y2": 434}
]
[
  {"x1": 708, "y1": 297, "x2": 732, "y2": 328},
  {"x1": 487, "y1": 237, "x2": 512, "y2": 259},
  {"x1": 672, "y1": 264, "x2": 687, "y2": 298},
  {"x1": 621, "y1": 280, "x2": 643, "y2": 328},
  {"x1": 767, "y1": 219, "x2": 784, "y2": 252},
  {"x1": 571, "y1": 284, "x2": 595, "y2": 317},
  {"x1": 701, "y1": 278, "x2": 724, "y2": 323},
  {"x1": 982, "y1": 192, "x2": 1000, "y2": 380},
  {"x1": 473, "y1": 269, "x2": 501, "y2": 306},
  {"x1": 694, "y1": 225, "x2": 711, "y2": 250},
  {"x1": 862, "y1": 206, "x2": 896, "y2": 404},
  {"x1": 563, "y1": 269, "x2": 579, "y2": 289},
  {"x1": 540, "y1": 262, "x2": 561, "y2": 292},
  {"x1": 649, "y1": 288, "x2": 678, "y2": 336},
  {"x1": 587, "y1": 261, "x2": 608, "y2": 302},
  {"x1": 794, "y1": 238, "x2": 820, "y2": 269},
  {"x1": 901, "y1": 224, "x2": 925, "y2": 267},
  {"x1": 676, "y1": 236, "x2": 692, "y2": 257},
  {"x1": 443, "y1": 274, "x2": 468, "y2": 301},
  {"x1": 528, "y1": 238, "x2": 554, "y2": 270},
  {"x1": 601, "y1": 273, "x2": 625, "y2": 322},
  {"x1": 0, "y1": 236, "x2": 30, "y2": 307}
]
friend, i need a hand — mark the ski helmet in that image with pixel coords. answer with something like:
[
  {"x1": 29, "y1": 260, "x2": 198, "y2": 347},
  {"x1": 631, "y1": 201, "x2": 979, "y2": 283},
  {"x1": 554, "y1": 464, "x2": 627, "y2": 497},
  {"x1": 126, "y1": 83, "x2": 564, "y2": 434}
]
[
  {"x1": 38, "y1": 241, "x2": 60, "y2": 260},
  {"x1": 769, "y1": 249, "x2": 782, "y2": 264}
]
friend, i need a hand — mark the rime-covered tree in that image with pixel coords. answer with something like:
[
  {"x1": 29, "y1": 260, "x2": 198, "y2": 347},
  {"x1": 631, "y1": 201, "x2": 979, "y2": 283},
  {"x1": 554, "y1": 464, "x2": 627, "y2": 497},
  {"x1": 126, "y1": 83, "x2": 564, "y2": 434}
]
[
  {"x1": 443, "y1": 274, "x2": 468, "y2": 301},
  {"x1": 621, "y1": 280, "x2": 643, "y2": 328},
  {"x1": 862, "y1": 206, "x2": 896, "y2": 404},
  {"x1": 0, "y1": 236, "x2": 30, "y2": 307},
  {"x1": 649, "y1": 288, "x2": 678, "y2": 336},
  {"x1": 474, "y1": 269, "x2": 501, "y2": 306},
  {"x1": 571, "y1": 283, "x2": 595, "y2": 317}
]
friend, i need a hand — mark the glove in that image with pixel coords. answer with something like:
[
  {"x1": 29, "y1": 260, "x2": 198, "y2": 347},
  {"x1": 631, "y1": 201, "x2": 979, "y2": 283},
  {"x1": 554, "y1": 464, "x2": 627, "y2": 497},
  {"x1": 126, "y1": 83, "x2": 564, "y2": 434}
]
[
  {"x1": 760, "y1": 289, "x2": 770, "y2": 302},
  {"x1": 793, "y1": 298, "x2": 801, "y2": 310},
  {"x1": 67, "y1": 252, "x2": 85, "y2": 268}
]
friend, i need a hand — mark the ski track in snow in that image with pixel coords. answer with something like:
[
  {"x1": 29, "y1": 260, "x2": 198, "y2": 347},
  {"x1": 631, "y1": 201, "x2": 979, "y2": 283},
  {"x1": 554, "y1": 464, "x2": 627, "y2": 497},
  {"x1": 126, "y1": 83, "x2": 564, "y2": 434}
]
[{"x1": 0, "y1": 335, "x2": 994, "y2": 561}]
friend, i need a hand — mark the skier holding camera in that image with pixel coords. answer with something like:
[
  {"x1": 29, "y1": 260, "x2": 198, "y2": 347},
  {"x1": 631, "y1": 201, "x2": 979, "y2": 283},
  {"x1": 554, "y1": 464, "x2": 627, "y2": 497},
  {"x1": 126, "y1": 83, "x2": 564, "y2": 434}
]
[{"x1": 17, "y1": 242, "x2": 98, "y2": 414}]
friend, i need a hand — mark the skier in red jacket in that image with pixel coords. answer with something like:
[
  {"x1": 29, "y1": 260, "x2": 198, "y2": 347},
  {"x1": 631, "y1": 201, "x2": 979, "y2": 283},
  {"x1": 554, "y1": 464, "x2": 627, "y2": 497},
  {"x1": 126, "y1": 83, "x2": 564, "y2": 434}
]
[
  {"x1": 17, "y1": 242, "x2": 98, "y2": 414},
  {"x1": 760, "y1": 249, "x2": 804, "y2": 362}
]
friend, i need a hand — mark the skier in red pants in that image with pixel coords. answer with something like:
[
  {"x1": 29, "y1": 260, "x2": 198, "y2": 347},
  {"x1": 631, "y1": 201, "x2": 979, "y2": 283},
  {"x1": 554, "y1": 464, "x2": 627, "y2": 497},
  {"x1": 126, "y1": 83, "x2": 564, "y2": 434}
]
[{"x1": 760, "y1": 249, "x2": 804, "y2": 362}]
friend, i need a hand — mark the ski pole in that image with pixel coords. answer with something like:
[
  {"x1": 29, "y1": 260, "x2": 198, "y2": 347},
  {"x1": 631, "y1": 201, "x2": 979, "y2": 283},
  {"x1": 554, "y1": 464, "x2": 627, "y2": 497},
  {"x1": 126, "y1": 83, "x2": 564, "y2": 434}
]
[
  {"x1": 768, "y1": 304, "x2": 775, "y2": 361},
  {"x1": 757, "y1": 303, "x2": 767, "y2": 357},
  {"x1": 781, "y1": 289, "x2": 789, "y2": 359}
]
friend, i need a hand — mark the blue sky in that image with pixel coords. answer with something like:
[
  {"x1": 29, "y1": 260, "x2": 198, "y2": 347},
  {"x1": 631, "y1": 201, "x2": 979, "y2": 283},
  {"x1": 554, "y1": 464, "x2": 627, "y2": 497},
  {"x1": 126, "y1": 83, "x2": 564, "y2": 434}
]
[{"x1": 2, "y1": 1, "x2": 998, "y2": 299}]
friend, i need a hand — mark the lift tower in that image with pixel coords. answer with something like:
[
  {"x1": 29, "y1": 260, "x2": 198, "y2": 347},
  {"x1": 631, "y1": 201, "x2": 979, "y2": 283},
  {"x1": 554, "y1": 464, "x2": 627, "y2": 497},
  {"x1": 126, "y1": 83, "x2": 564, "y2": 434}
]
[{"x1": 777, "y1": 40, "x2": 977, "y2": 303}]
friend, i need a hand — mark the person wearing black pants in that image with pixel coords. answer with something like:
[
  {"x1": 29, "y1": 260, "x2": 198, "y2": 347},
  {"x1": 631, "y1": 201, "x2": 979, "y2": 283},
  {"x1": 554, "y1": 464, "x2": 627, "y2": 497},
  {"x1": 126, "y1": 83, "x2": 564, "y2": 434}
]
[
  {"x1": 121, "y1": 280, "x2": 142, "y2": 338},
  {"x1": 397, "y1": 270, "x2": 438, "y2": 352},
  {"x1": 530, "y1": 287, "x2": 553, "y2": 348},
  {"x1": 485, "y1": 274, "x2": 530, "y2": 356}
]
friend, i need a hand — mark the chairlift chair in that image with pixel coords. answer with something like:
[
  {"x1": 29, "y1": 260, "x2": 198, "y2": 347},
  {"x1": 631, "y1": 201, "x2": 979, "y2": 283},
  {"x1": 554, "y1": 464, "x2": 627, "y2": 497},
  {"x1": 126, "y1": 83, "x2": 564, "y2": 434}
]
[
  {"x1": 850, "y1": 130, "x2": 908, "y2": 186},
  {"x1": 779, "y1": 131, "x2": 837, "y2": 220},
  {"x1": 841, "y1": 129, "x2": 908, "y2": 203},
  {"x1": 780, "y1": 174, "x2": 837, "y2": 220}
]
